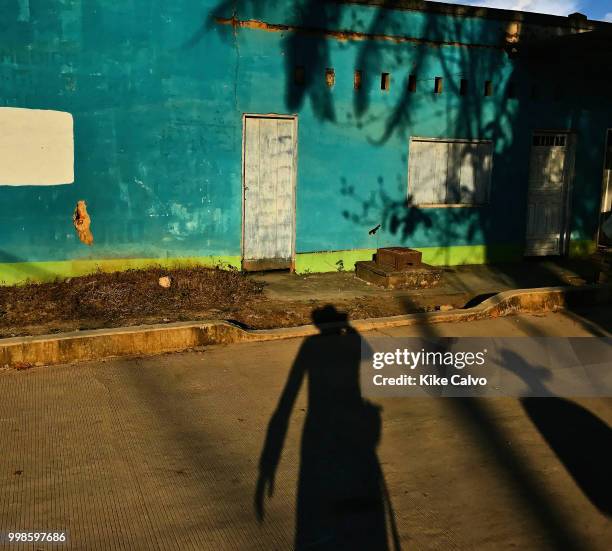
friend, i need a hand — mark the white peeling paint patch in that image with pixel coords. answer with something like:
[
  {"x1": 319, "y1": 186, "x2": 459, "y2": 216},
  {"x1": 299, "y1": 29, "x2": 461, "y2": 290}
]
[{"x1": 0, "y1": 107, "x2": 74, "y2": 186}]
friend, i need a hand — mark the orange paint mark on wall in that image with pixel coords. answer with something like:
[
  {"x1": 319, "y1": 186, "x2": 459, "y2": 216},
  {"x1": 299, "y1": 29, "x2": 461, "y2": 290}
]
[{"x1": 73, "y1": 200, "x2": 94, "y2": 246}]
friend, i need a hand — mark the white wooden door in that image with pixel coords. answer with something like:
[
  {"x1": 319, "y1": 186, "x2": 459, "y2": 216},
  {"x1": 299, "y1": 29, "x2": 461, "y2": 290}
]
[
  {"x1": 243, "y1": 116, "x2": 297, "y2": 271},
  {"x1": 525, "y1": 133, "x2": 573, "y2": 256}
]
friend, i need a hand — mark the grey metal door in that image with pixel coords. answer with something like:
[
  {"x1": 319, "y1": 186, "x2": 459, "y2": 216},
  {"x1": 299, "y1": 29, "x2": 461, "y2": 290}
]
[
  {"x1": 525, "y1": 132, "x2": 574, "y2": 256},
  {"x1": 243, "y1": 116, "x2": 297, "y2": 271},
  {"x1": 598, "y1": 129, "x2": 612, "y2": 247}
]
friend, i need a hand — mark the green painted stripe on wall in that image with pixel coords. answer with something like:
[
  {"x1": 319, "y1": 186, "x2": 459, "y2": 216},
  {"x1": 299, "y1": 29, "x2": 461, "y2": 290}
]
[
  {"x1": 294, "y1": 244, "x2": 523, "y2": 274},
  {"x1": 568, "y1": 239, "x2": 597, "y2": 258},
  {"x1": 294, "y1": 249, "x2": 377, "y2": 274},
  {"x1": 419, "y1": 244, "x2": 523, "y2": 266},
  {"x1": 0, "y1": 256, "x2": 242, "y2": 286},
  {"x1": 2, "y1": 240, "x2": 591, "y2": 285}
]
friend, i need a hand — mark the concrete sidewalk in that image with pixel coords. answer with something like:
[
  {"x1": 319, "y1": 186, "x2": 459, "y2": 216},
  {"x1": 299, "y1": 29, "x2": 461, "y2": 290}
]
[
  {"x1": 2, "y1": 284, "x2": 611, "y2": 369},
  {"x1": 0, "y1": 307, "x2": 610, "y2": 550},
  {"x1": 0, "y1": 257, "x2": 602, "y2": 340},
  {"x1": 251, "y1": 257, "x2": 600, "y2": 309}
]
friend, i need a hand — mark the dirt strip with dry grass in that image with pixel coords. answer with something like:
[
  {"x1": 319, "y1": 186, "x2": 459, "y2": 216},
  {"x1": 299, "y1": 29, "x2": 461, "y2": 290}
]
[{"x1": 0, "y1": 266, "x2": 444, "y2": 338}]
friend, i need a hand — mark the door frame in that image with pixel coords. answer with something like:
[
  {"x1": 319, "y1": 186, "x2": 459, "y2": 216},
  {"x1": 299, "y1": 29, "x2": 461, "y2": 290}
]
[
  {"x1": 241, "y1": 113, "x2": 298, "y2": 272},
  {"x1": 597, "y1": 128, "x2": 612, "y2": 248},
  {"x1": 561, "y1": 131, "x2": 577, "y2": 256},
  {"x1": 525, "y1": 129, "x2": 577, "y2": 256}
]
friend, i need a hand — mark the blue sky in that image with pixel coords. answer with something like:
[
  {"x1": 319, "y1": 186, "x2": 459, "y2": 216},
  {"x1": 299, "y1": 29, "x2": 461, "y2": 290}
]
[{"x1": 437, "y1": 0, "x2": 612, "y2": 21}]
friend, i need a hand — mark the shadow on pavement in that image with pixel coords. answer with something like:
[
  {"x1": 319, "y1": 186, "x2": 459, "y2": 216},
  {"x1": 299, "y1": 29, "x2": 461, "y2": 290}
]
[
  {"x1": 522, "y1": 397, "x2": 612, "y2": 517},
  {"x1": 500, "y1": 347, "x2": 612, "y2": 518},
  {"x1": 396, "y1": 292, "x2": 591, "y2": 550},
  {"x1": 255, "y1": 305, "x2": 401, "y2": 550}
]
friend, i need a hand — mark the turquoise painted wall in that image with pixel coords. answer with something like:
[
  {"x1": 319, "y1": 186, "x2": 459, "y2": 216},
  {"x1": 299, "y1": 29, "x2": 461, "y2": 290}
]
[{"x1": 0, "y1": 0, "x2": 610, "y2": 276}]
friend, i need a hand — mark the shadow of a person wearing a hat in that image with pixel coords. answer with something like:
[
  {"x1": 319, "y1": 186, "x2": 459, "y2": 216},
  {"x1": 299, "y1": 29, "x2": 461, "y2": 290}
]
[{"x1": 254, "y1": 305, "x2": 401, "y2": 550}]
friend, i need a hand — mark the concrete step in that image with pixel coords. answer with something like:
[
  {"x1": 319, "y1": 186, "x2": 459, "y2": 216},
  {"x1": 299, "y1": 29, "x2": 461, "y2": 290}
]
[
  {"x1": 355, "y1": 260, "x2": 442, "y2": 289},
  {"x1": 375, "y1": 247, "x2": 422, "y2": 270}
]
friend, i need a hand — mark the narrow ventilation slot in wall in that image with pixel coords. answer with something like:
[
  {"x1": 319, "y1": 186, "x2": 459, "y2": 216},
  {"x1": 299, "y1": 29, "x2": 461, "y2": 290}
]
[
  {"x1": 354, "y1": 70, "x2": 362, "y2": 90},
  {"x1": 294, "y1": 66, "x2": 305, "y2": 85},
  {"x1": 507, "y1": 82, "x2": 516, "y2": 98},
  {"x1": 459, "y1": 79, "x2": 468, "y2": 96},
  {"x1": 381, "y1": 72, "x2": 390, "y2": 91},
  {"x1": 408, "y1": 74, "x2": 417, "y2": 93},
  {"x1": 325, "y1": 68, "x2": 335, "y2": 88},
  {"x1": 434, "y1": 77, "x2": 443, "y2": 94},
  {"x1": 484, "y1": 80, "x2": 493, "y2": 96}
]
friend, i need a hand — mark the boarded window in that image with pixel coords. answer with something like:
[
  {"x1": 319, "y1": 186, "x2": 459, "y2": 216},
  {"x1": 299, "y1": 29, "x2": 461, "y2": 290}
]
[
  {"x1": 408, "y1": 138, "x2": 493, "y2": 205},
  {"x1": 0, "y1": 107, "x2": 73, "y2": 186}
]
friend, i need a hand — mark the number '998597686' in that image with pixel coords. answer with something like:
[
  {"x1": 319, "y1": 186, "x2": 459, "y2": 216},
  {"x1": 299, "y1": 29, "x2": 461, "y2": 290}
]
[{"x1": 3, "y1": 532, "x2": 67, "y2": 543}]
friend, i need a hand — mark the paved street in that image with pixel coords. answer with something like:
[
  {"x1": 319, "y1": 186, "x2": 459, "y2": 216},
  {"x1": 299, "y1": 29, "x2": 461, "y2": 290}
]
[{"x1": 1, "y1": 307, "x2": 611, "y2": 550}]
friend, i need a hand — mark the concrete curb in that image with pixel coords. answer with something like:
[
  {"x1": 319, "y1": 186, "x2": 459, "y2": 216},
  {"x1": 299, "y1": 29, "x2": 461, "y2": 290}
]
[{"x1": 1, "y1": 284, "x2": 610, "y2": 368}]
